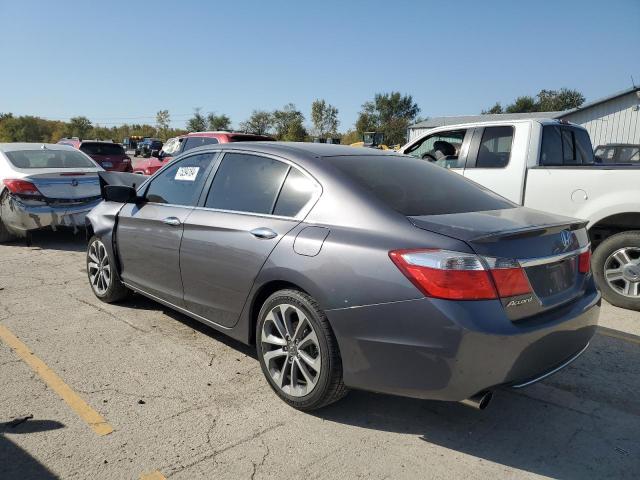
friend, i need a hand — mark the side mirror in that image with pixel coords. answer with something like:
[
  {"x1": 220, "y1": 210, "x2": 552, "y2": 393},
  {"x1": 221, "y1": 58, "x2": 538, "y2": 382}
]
[
  {"x1": 151, "y1": 150, "x2": 161, "y2": 158},
  {"x1": 103, "y1": 185, "x2": 139, "y2": 203}
]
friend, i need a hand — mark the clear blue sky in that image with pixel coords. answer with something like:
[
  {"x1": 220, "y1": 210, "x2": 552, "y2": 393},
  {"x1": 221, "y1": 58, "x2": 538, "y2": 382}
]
[{"x1": 0, "y1": 0, "x2": 638, "y2": 130}]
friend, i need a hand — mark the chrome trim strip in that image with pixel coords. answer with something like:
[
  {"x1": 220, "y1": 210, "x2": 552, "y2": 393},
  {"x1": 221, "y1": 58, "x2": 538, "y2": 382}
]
[
  {"x1": 510, "y1": 341, "x2": 590, "y2": 389},
  {"x1": 518, "y1": 245, "x2": 590, "y2": 268},
  {"x1": 122, "y1": 282, "x2": 232, "y2": 331}
]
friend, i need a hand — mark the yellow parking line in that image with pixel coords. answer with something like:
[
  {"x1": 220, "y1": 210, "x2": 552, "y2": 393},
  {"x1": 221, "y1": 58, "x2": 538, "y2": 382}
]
[
  {"x1": 597, "y1": 326, "x2": 640, "y2": 345},
  {"x1": 140, "y1": 471, "x2": 167, "y2": 480},
  {"x1": 0, "y1": 324, "x2": 113, "y2": 436}
]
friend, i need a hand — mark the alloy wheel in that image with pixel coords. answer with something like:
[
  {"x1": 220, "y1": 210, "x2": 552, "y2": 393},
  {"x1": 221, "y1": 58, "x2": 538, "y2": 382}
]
[
  {"x1": 88, "y1": 240, "x2": 111, "y2": 295},
  {"x1": 261, "y1": 304, "x2": 322, "y2": 397},
  {"x1": 604, "y1": 247, "x2": 640, "y2": 297}
]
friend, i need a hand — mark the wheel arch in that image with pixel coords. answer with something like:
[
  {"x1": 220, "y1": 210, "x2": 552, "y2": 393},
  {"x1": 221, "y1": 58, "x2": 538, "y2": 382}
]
[
  {"x1": 589, "y1": 212, "x2": 640, "y2": 247},
  {"x1": 248, "y1": 280, "x2": 310, "y2": 345}
]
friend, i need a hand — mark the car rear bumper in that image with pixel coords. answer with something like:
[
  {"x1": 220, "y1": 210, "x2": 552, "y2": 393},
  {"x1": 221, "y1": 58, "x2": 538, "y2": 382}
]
[
  {"x1": 0, "y1": 194, "x2": 101, "y2": 236},
  {"x1": 326, "y1": 286, "x2": 600, "y2": 402}
]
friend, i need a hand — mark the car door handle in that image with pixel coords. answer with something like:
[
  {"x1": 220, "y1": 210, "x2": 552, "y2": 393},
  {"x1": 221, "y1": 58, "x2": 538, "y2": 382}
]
[
  {"x1": 162, "y1": 216, "x2": 182, "y2": 226},
  {"x1": 250, "y1": 227, "x2": 278, "y2": 239}
]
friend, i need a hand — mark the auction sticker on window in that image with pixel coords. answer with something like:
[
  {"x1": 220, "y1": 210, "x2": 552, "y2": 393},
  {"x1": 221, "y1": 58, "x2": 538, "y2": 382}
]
[{"x1": 175, "y1": 166, "x2": 200, "y2": 181}]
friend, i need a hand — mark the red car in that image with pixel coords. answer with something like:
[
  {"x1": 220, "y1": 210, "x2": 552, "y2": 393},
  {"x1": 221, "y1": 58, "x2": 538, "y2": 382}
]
[
  {"x1": 132, "y1": 131, "x2": 274, "y2": 175},
  {"x1": 58, "y1": 139, "x2": 132, "y2": 172}
]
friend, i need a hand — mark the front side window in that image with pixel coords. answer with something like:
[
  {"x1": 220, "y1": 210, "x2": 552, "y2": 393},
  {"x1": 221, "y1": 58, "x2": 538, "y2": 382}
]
[
  {"x1": 144, "y1": 153, "x2": 214, "y2": 206},
  {"x1": 475, "y1": 126, "x2": 513, "y2": 168},
  {"x1": 594, "y1": 146, "x2": 615, "y2": 163},
  {"x1": 205, "y1": 153, "x2": 289, "y2": 214},
  {"x1": 183, "y1": 136, "x2": 219, "y2": 152},
  {"x1": 5, "y1": 149, "x2": 97, "y2": 169},
  {"x1": 404, "y1": 129, "x2": 466, "y2": 169}
]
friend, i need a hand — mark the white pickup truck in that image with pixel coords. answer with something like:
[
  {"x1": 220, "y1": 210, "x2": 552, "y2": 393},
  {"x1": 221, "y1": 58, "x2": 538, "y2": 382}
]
[{"x1": 400, "y1": 118, "x2": 640, "y2": 310}]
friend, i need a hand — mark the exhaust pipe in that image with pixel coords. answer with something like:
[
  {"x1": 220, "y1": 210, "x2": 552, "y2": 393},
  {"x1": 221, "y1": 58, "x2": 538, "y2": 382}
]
[{"x1": 460, "y1": 391, "x2": 493, "y2": 410}]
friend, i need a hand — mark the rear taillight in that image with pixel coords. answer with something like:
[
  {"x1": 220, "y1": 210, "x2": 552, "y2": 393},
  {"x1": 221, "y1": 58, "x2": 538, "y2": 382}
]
[
  {"x1": 389, "y1": 249, "x2": 532, "y2": 301},
  {"x1": 578, "y1": 250, "x2": 591, "y2": 274},
  {"x1": 3, "y1": 179, "x2": 41, "y2": 196}
]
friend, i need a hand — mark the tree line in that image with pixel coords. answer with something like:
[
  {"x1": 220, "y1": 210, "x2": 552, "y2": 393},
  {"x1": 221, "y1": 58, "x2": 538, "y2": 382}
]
[{"x1": 0, "y1": 87, "x2": 586, "y2": 145}]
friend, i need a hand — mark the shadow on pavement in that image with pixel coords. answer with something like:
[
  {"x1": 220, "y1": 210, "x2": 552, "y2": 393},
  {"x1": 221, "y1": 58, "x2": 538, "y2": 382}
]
[
  {"x1": 0, "y1": 419, "x2": 64, "y2": 480},
  {"x1": 4, "y1": 229, "x2": 86, "y2": 252},
  {"x1": 315, "y1": 334, "x2": 640, "y2": 479}
]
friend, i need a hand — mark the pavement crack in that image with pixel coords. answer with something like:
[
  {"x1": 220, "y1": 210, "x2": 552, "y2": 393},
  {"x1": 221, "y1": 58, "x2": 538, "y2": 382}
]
[
  {"x1": 71, "y1": 296, "x2": 150, "y2": 333},
  {"x1": 250, "y1": 439, "x2": 270, "y2": 480},
  {"x1": 165, "y1": 422, "x2": 285, "y2": 476}
]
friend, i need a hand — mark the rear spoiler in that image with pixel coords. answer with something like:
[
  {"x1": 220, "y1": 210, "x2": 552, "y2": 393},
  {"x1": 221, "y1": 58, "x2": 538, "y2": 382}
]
[
  {"x1": 470, "y1": 220, "x2": 588, "y2": 243},
  {"x1": 98, "y1": 171, "x2": 145, "y2": 200}
]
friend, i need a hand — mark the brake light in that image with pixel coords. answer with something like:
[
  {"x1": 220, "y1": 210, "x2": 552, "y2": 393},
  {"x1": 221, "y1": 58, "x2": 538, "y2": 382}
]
[
  {"x1": 3, "y1": 179, "x2": 41, "y2": 196},
  {"x1": 578, "y1": 250, "x2": 591, "y2": 274},
  {"x1": 389, "y1": 249, "x2": 532, "y2": 301},
  {"x1": 483, "y1": 258, "x2": 532, "y2": 297}
]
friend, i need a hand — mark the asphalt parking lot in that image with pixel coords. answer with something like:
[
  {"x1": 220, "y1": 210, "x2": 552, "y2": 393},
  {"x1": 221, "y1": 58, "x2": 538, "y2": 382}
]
[{"x1": 1, "y1": 230, "x2": 639, "y2": 479}]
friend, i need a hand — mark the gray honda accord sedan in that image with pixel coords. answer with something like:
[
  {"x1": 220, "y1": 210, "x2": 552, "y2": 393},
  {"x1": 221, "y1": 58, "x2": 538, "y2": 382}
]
[{"x1": 86, "y1": 143, "x2": 600, "y2": 410}]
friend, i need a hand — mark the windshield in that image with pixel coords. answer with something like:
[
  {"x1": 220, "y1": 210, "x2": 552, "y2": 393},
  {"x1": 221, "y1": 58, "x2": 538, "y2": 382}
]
[
  {"x1": 326, "y1": 154, "x2": 514, "y2": 216},
  {"x1": 5, "y1": 149, "x2": 97, "y2": 169},
  {"x1": 80, "y1": 143, "x2": 125, "y2": 156},
  {"x1": 161, "y1": 137, "x2": 182, "y2": 155}
]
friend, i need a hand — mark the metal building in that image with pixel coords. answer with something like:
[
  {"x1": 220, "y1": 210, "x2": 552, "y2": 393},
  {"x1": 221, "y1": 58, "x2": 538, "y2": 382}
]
[{"x1": 408, "y1": 86, "x2": 640, "y2": 147}]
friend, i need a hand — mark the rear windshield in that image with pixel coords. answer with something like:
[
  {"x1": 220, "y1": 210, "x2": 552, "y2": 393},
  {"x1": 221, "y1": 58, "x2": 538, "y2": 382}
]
[
  {"x1": 325, "y1": 155, "x2": 514, "y2": 216},
  {"x1": 80, "y1": 143, "x2": 125, "y2": 156},
  {"x1": 228, "y1": 135, "x2": 274, "y2": 142},
  {"x1": 5, "y1": 149, "x2": 96, "y2": 169}
]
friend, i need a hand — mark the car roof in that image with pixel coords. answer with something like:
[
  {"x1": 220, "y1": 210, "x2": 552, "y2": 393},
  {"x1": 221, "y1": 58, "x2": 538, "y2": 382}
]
[
  {"x1": 0, "y1": 142, "x2": 77, "y2": 153},
  {"x1": 185, "y1": 141, "x2": 404, "y2": 162}
]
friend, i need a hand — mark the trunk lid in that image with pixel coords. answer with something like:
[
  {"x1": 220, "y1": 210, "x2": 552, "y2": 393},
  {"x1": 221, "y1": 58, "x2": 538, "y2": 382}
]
[
  {"x1": 408, "y1": 207, "x2": 591, "y2": 319},
  {"x1": 26, "y1": 172, "x2": 101, "y2": 203}
]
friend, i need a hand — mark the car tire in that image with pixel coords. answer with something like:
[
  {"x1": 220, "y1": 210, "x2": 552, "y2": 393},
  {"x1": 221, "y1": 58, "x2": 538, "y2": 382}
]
[
  {"x1": 593, "y1": 231, "x2": 640, "y2": 311},
  {"x1": 87, "y1": 235, "x2": 131, "y2": 303},
  {"x1": 256, "y1": 289, "x2": 347, "y2": 410}
]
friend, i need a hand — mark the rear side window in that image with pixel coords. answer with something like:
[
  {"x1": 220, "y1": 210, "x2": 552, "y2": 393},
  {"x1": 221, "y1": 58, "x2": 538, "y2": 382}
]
[
  {"x1": 80, "y1": 143, "x2": 125, "y2": 156},
  {"x1": 205, "y1": 153, "x2": 289, "y2": 214},
  {"x1": 183, "y1": 136, "x2": 219, "y2": 152},
  {"x1": 5, "y1": 149, "x2": 96, "y2": 169},
  {"x1": 476, "y1": 126, "x2": 513, "y2": 168},
  {"x1": 273, "y1": 168, "x2": 318, "y2": 217},
  {"x1": 541, "y1": 125, "x2": 594, "y2": 166},
  {"x1": 144, "y1": 153, "x2": 214, "y2": 206},
  {"x1": 326, "y1": 155, "x2": 514, "y2": 216}
]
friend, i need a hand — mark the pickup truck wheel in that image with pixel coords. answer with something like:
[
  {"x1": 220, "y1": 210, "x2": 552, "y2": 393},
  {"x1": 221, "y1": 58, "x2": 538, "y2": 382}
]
[{"x1": 593, "y1": 231, "x2": 640, "y2": 310}]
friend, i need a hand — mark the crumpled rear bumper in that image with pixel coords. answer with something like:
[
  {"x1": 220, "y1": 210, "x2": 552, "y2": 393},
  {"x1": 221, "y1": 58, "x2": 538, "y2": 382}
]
[{"x1": 0, "y1": 194, "x2": 101, "y2": 236}]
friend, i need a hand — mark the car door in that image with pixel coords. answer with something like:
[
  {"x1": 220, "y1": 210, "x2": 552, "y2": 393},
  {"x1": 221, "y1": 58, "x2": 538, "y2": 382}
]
[
  {"x1": 180, "y1": 151, "x2": 320, "y2": 327},
  {"x1": 116, "y1": 152, "x2": 217, "y2": 306},
  {"x1": 402, "y1": 128, "x2": 471, "y2": 175}
]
